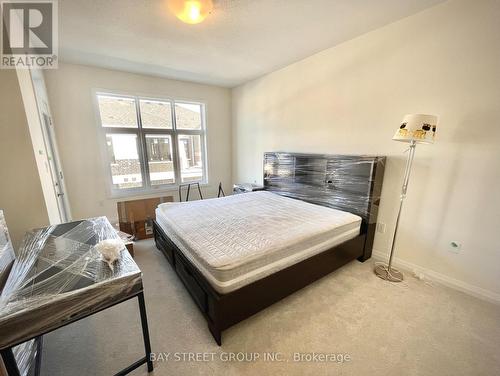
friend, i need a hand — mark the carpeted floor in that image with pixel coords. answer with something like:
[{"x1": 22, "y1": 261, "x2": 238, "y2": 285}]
[{"x1": 41, "y1": 239, "x2": 500, "y2": 376}]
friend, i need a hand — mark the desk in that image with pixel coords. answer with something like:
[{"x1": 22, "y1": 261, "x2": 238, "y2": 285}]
[{"x1": 0, "y1": 217, "x2": 153, "y2": 375}]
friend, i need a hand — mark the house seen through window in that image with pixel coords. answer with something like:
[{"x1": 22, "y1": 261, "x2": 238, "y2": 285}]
[{"x1": 97, "y1": 94, "x2": 207, "y2": 193}]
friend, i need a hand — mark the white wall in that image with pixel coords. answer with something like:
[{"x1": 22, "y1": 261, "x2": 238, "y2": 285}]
[
  {"x1": 44, "y1": 63, "x2": 232, "y2": 222},
  {"x1": 232, "y1": 0, "x2": 500, "y2": 299},
  {"x1": 0, "y1": 70, "x2": 49, "y2": 248}
]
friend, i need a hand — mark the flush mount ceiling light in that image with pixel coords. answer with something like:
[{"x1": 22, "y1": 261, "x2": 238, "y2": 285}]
[{"x1": 168, "y1": 0, "x2": 214, "y2": 24}]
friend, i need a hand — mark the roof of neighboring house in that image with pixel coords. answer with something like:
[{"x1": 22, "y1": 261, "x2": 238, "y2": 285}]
[{"x1": 98, "y1": 97, "x2": 201, "y2": 130}]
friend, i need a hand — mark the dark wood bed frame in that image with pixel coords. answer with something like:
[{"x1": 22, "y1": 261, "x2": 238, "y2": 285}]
[{"x1": 153, "y1": 152, "x2": 385, "y2": 345}]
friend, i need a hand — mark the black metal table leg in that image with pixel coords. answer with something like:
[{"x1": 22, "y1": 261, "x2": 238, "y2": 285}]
[
  {"x1": 196, "y1": 182, "x2": 203, "y2": 199},
  {"x1": 138, "y1": 292, "x2": 153, "y2": 372},
  {"x1": 1, "y1": 348, "x2": 20, "y2": 376},
  {"x1": 3, "y1": 292, "x2": 152, "y2": 376},
  {"x1": 179, "y1": 182, "x2": 204, "y2": 202},
  {"x1": 34, "y1": 336, "x2": 43, "y2": 376},
  {"x1": 217, "y1": 182, "x2": 225, "y2": 198}
]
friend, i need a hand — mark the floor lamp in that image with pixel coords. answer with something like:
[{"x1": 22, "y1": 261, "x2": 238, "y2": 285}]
[{"x1": 374, "y1": 114, "x2": 438, "y2": 282}]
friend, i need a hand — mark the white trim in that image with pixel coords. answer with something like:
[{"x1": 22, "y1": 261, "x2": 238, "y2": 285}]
[
  {"x1": 30, "y1": 68, "x2": 72, "y2": 221},
  {"x1": 91, "y1": 88, "x2": 209, "y2": 199},
  {"x1": 108, "y1": 182, "x2": 212, "y2": 200},
  {"x1": 16, "y1": 68, "x2": 62, "y2": 224},
  {"x1": 91, "y1": 86, "x2": 208, "y2": 106},
  {"x1": 372, "y1": 249, "x2": 500, "y2": 305}
]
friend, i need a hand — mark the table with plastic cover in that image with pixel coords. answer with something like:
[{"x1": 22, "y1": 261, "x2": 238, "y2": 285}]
[{"x1": 0, "y1": 217, "x2": 153, "y2": 376}]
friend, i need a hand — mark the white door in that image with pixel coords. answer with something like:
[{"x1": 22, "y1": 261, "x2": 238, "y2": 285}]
[
  {"x1": 31, "y1": 69, "x2": 71, "y2": 223},
  {"x1": 40, "y1": 111, "x2": 70, "y2": 222},
  {"x1": 17, "y1": 68, "x2": 71, "y2": 224}
]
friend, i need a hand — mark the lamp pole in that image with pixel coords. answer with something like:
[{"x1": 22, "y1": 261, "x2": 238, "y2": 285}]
[{"x1": 375, "y1": 139, "x2": 417, "y2": 282}]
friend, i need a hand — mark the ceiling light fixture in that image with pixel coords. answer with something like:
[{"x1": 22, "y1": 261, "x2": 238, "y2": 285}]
[{"x1": 168, "y1": 0, "x2": 214, "y2": 24}]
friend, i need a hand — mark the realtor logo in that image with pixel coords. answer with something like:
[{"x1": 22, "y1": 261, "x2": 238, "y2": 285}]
[{"x1": 1, "y1": 0, "x2": 58, "y2": 68}]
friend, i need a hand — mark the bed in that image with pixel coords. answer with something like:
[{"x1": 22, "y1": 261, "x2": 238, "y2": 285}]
[{"x1": 153, "y1": 152, "x2": 385, "y2": 345}]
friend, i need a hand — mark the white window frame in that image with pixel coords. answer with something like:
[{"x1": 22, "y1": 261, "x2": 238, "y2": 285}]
[{"x1": 93, "y1": 90, "x2": 209, "y2": 198}]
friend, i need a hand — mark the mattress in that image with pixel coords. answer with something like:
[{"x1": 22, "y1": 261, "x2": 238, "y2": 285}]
[{"x1": 156, "y1": 191, "x2": 362, "y2": 294}]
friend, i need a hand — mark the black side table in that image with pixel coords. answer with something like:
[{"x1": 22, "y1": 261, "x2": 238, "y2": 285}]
[
  {"x1": 232, "y1": 183, "x2": 265, "y2": 194},
  {"x1": 0, "y1": 217, "x2": 153, "y2": 376}
]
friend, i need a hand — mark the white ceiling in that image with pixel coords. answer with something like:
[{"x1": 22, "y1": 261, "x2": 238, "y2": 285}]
[{"x1": 59, "y1": 0, "x2": 444, "y2": 87}]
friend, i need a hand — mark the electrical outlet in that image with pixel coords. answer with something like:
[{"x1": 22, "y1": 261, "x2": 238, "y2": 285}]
[
  {"x1": 449, "y1": 241, "x2": 462, "y2": 253},
  {"x1": 376, "y1": 222, "x2": 386, "y2": 234}
]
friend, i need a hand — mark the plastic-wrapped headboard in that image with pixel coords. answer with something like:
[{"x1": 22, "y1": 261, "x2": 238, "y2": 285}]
[{"x1": 264, "y1": 152, "x2": 385, "y2": 227}]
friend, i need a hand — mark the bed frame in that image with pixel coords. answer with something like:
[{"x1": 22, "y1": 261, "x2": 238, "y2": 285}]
[{"x1": 153, "y1": 152, "x2": 385, "y2": 345}]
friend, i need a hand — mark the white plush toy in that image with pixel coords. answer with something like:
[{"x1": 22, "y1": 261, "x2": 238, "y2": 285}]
[{"x1": 95, "y1": 239, "x2": 124, "y2": 271}]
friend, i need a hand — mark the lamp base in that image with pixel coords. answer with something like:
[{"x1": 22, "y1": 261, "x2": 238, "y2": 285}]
[{"x1": 374, "y1": 263, "x2": 404, "y2": 282}]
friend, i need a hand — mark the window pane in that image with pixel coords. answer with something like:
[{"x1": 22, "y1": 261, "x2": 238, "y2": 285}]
[
  {"x1": 140, "y1": 100, "x2": 173, "y2": 129},
  {"x1": 145, "y1": 135, "x2": 175, "y2": 185},
  {"x1": 106, "y1": 134, "x2": 143, "y2": 189},
  {"x1": 175, "y1": 102, "x2": 202, "y2": 130},
  {"x1": 98, "y1": 95, "x2": 138, "y2": 128},
  {"x1": 178, "y1": 134, "x2": 203, "y2": 182}
]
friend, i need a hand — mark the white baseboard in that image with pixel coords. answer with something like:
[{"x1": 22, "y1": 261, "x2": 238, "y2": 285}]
[{"x1": 372, "y1": 249, "x2": 500, "y2": 305}]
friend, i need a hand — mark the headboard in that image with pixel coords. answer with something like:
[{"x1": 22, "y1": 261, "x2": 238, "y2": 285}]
[{"x1": 263, "y1": 152, "x2": 385, "y2": 258}]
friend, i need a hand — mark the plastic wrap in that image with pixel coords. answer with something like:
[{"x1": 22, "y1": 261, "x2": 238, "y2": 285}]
[
  {"x1": 0, "y1": 211, "x2": 16, "y2": 290},
  {"x1": 0, "y1": 217, "x2": 143, "y2": 372},
  {"x1": 156, "y1": 191, "x2": 360, "y2": 294},
  {"x1": 12, "y1": 340, "x2": 38, "y2": 376},
  {"x1": 232, "y1": 183, "x2": 265, "y2": 194},
  {"x1": 263, "y1": 152, "x2": 385, "y2": 223}
]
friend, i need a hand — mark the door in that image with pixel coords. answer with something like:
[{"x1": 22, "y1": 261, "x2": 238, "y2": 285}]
[
  {"x1": 40, "y1": 112, "x2": 70, "y2": 222},
  {"x1": 31, "y1": 69, "x2": 71, "y2": 223}
]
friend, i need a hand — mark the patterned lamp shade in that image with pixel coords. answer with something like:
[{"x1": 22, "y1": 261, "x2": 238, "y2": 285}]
[{"x1": 393, "y1": 114, "x2": 438, "y2": 144}]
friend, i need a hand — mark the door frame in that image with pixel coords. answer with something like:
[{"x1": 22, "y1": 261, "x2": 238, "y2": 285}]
[{"x1": 16, "y1": 68, "x2": 72, "y2": 224}]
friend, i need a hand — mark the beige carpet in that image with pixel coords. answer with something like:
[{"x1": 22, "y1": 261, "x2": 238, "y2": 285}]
[{"x1": 41, "y1": 239, "x2": 500, "y2": 376}]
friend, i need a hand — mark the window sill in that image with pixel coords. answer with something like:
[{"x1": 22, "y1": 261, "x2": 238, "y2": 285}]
[{"x1": 108, "y1": 182, "x2": 211, "y2": 201}]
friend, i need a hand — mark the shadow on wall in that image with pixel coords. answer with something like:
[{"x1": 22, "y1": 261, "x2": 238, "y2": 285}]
[
  {"x1": 417, "y1": 111, "x2": 498, "y2": 274},
  {"x1": 452, "y1": 111, "x2": 500, "y2": 146},
  {"x1": 376, "y1": 145, "x2": 442, "y2": 262},
  {"x1": 450, "y1": 111, "x2": 500, "y2": 234}
]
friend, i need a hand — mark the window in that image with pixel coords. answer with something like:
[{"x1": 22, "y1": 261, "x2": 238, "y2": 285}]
[{"x1": 96, "y1": 93, "x2": 207, "y2": 195}]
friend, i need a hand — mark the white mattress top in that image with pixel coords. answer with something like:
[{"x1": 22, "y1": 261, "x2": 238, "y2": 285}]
[{"x1": 156, "y1": 191, "x2": 361, "y2": 292}]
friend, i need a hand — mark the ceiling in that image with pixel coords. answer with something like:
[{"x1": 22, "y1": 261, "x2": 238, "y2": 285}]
[{"x1": 59, "y1": 0, "x2": 444, "y2": 87}]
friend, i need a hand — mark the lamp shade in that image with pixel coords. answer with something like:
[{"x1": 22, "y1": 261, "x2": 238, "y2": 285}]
[{"x1": 393, "y1": 114, "x2": 438, "y2": 144}]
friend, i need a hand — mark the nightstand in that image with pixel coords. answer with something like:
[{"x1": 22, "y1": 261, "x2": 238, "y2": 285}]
[{"x1": 233, "y1": 183, "x2": 265, "y2": 194}]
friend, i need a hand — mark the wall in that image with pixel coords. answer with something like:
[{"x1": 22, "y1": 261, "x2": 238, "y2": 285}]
[
  {"x1": 232, "y1": 0, "x2": 500, "y2": 300},
  {"x1": 44, "y1": 63, "x2": 232, "y2": 222},
  {"x1": 0, "y1": 70, "x2": 49, "y2": 248}
]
